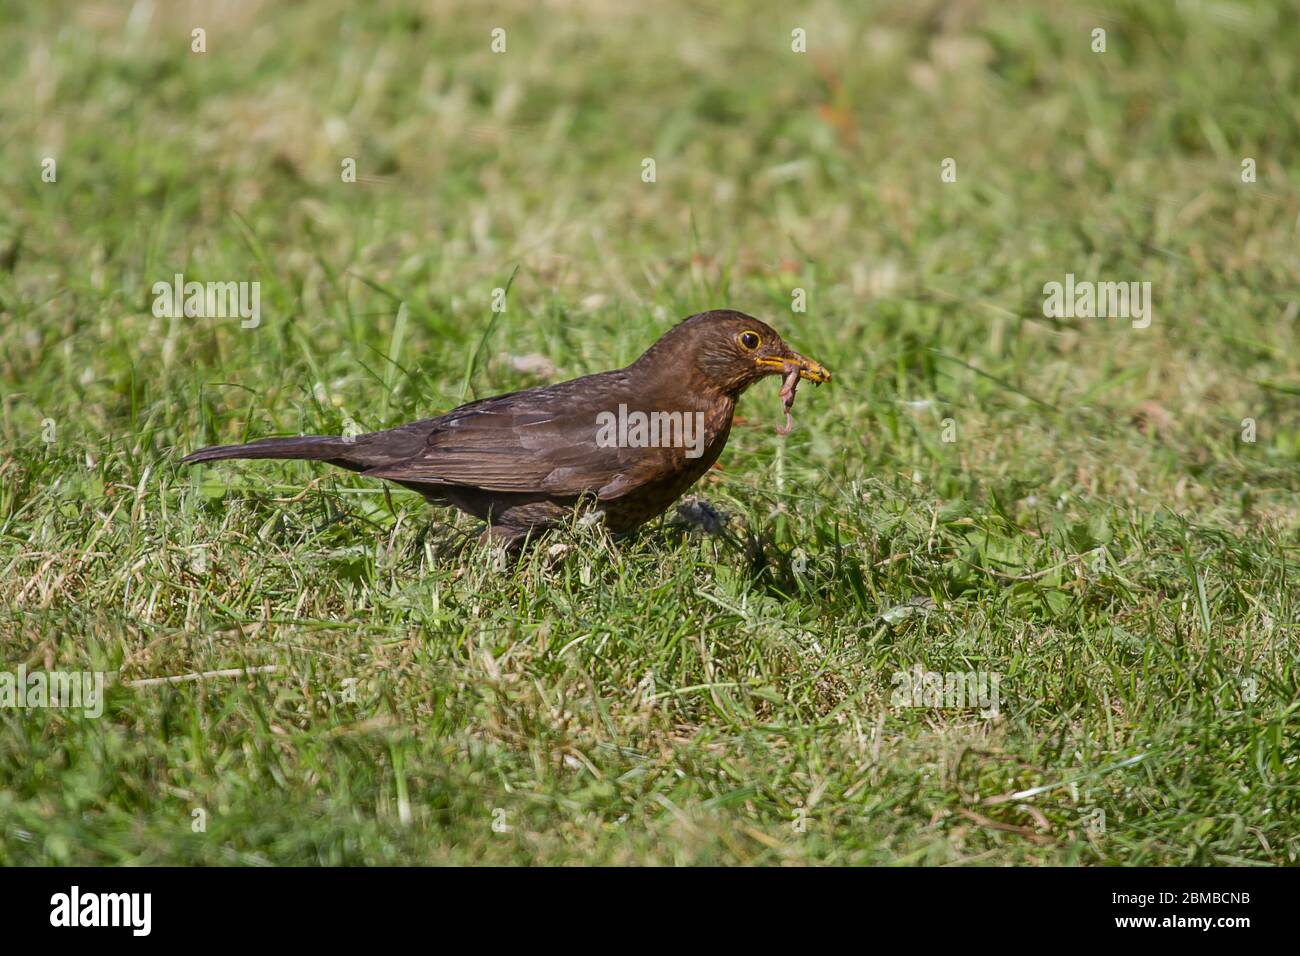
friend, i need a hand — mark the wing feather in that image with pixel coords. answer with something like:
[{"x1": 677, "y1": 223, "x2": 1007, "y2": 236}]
[{"x1": 362, "y1": 371, "x2": 674, "y2": 499}]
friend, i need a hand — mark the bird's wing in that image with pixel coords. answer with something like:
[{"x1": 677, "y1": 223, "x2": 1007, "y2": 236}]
[{"x1": 362, "y1": 373, "x2": 679, "y2": 500}]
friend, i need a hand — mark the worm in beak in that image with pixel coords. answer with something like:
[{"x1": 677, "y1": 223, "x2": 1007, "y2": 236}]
[{"x1": 767, "y1": 354, "x2": 830, "y2": 435}]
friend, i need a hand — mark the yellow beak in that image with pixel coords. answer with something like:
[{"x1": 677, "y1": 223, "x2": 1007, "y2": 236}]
[{"x1": 756, "y1": 353, "x2": 832, "y2": 384}]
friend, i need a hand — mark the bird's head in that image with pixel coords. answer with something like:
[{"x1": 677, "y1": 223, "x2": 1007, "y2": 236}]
[{"x1": 641, "y1": 309, "x2": 831, "y2": 397}]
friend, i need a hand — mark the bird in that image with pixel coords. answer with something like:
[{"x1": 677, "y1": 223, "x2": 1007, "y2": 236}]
[{"x1": 181, "y1": 309, "x2": 831, "y2": 546}]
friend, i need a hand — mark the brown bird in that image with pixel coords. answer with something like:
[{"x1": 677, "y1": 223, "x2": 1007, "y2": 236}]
[{"x1": 182, "y1": 309, "x2": 831, "y2": 546}]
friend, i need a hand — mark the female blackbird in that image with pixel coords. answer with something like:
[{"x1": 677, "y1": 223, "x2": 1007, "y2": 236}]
[{"x1": 182, "y1": 309, "x2": 830, "y2": 545}]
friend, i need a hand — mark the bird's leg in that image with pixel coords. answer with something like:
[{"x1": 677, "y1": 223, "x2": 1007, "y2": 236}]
[{"x1": 480, "y1": 524, "x2": 530, "y2": 552}]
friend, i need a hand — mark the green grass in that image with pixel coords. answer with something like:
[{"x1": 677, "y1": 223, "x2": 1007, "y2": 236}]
[{"x1": 1, "y1": 0, "x2": 1298, "y2": 865}]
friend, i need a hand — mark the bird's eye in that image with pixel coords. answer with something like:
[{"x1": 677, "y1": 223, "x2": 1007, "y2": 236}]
[{"x1": 738, "y1": 331, "x2": 761, "y2": 351}]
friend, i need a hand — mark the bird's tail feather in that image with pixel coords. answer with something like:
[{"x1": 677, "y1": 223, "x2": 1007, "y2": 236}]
[{"x1": 181, "y1": 436, "x2": 360, "y2": 468}]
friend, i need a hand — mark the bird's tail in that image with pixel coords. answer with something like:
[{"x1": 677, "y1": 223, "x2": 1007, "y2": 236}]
[{"x1": 181, "y1": 435, "x2": 364, "y2": 470}]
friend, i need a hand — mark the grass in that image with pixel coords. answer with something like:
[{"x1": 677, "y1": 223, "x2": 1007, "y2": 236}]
[{"x1": 1, "y1": 0, "x2": 1298, "y2": 865}]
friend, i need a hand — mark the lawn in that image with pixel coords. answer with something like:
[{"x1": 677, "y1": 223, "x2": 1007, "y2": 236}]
[{"x1": 1, "y1": 0, "x2": 1297, "y2": 865}]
